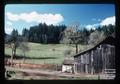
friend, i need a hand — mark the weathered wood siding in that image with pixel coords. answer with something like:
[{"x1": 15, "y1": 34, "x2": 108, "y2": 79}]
[{"x1": 74, "y1": 43, "x2": 115, "y2": 74}]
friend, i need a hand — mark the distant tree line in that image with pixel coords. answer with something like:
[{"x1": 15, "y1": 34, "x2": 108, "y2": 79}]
[
  {"x1": 22, "y1": 23, "x2": 66, "y2": 44},
  {"x1": 5, "y1": 23, "x2": 115, "y2": 45}
]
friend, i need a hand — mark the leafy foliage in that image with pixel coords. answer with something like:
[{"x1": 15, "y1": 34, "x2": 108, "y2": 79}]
[{"x1": 88, "y1": 30, "x2": 105, "y2": 45}]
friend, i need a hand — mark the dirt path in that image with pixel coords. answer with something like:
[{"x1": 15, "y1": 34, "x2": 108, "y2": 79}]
[
  {"x1": 6, "y1": 67, "x2": 92, "y2": 77},
  {"x1": 5, "y1": 66, "x2": 81, "y2": 78},
  {"x1": 6, "y1": 66, "x2": 112, "y2": 79}
]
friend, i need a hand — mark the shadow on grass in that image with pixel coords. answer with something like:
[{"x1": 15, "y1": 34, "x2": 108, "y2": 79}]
[{"x1": 5, "y1": 55, "x2": 58, "y2": 60}]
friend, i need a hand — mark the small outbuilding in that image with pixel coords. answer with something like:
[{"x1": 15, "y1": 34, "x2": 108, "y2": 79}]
[{"x1": 62, "y1": 59, "x2": 74, "y2": 73}]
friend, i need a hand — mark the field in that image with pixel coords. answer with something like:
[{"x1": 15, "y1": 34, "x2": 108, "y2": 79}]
[{"x1": 5, "y1": 42, "x2": 90, "y2": 64}]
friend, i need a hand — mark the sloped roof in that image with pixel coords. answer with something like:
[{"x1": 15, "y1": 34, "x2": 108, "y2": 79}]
[
  {"x1": 74, "y1": 36, "x2": 115, "y2": 57},
  {"x1": 63, "y1": 59, "x2": 74, "y2": 65}
]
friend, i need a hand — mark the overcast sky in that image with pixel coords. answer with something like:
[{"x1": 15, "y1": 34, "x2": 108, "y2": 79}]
[{"x1": 5, "y1": 4, "x2": 115, "y2": 34}]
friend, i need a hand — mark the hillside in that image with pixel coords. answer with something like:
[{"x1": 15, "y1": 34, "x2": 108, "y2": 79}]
[{"x1": 5, "y1": 42, "x2": 88, "y2": 64}]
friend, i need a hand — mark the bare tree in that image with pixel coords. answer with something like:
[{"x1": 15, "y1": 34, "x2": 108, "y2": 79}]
[
  {"x1": 6, "y1": 29, "x2": 20, "y2": 66},
  {"x1": 60, "y1": 22, "x2": 82, "y2": 54}
]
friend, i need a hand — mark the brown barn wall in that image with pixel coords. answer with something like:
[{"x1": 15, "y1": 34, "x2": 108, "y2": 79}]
[{"x1": 74, "y1": 43, "x2": 115, "y2": 74}]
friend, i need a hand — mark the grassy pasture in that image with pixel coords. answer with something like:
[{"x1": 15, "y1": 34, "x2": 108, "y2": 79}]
[{"x1": 5, "y1": 42, "x2": 88, "y2": 64}]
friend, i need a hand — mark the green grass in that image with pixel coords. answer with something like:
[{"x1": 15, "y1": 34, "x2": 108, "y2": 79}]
[{"x1": 5, "y1": 42, "x2": 88, "y2": 64}]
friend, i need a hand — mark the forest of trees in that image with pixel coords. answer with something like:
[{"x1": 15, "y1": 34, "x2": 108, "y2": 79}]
[
  {"x1": 5, "y1": 23, "x2": 115, "y2": 45},
  {"x1": 22, "y1": 23, "x2": 67, "y2": 44}
]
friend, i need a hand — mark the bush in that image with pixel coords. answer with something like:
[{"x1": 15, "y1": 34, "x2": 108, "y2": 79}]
[{"x1": 64, "y1": 49, "x2": 72, "y2": 57}]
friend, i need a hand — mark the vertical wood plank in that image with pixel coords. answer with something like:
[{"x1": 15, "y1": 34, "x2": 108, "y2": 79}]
[{"x1": 91, "y1": 50, "x2": 94, "y2": 74}]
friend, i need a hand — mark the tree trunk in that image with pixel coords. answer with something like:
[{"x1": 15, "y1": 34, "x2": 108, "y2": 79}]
[
  {"x1": 11, "y1": 49, "x2": 14, "y2": 67},
  {"x1": 75, "y1": 43, "x2": 78, "y2": 54},
  {"x1": 11, "y1": 46, "x2": 16, "y2": 67}
]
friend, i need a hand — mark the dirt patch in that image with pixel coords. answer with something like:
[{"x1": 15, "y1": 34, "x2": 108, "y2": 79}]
[{"x1": 10, "y1": 71, "x2": 63, "y2": 80}]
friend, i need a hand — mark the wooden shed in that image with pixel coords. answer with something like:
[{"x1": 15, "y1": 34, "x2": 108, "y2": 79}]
[
  {"x1": 74, "y1": 36, "x2": 115, "y2": 74},
  {"x1": 62, "y1": 59, "x2": 74, "y2": 73}
]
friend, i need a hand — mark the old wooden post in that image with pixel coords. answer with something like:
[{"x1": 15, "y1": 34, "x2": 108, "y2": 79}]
[
  {"x1": 101, "y1": 45, "x2": 105, "y2": 73},
  {"x1": 85, "y1": 54, "x2": 88, "y2": 74},
  {"x1": 85, "y1": 64, "x2": 88, "y2": 74},
  {"x1": 81, "y1": 55, "x2": 83, "y2": 73},
  {"x1": 74, "y1": 62, "x2": 77, "y2": 74},
  {"x1": 85, "y1": 52, "x2": 89, "y2": 74},
  {"x1": 91, "y1": 50, "x2": 94, "y2": 74}
]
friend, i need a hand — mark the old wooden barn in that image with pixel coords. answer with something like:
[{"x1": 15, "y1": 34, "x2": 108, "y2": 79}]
[{"x1": 73, "y1": 36, "x2": 115, "y2": 74}]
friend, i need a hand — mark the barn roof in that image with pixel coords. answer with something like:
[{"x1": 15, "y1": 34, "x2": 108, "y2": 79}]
[
  {"x1": 74, "y1": 36, "x2": 115, "y2": 58},
  {"x1": 63, "y1": 59, "x2": 74, "y2": 65}
]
